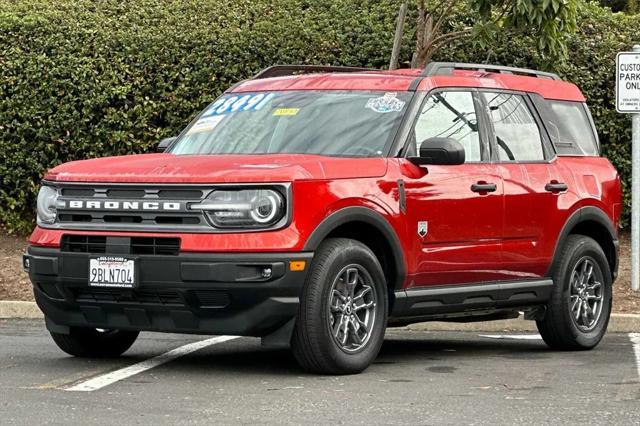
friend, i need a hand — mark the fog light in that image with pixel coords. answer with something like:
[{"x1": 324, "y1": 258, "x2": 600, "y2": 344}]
[
  {"x1": 23, "y1": 256, "x2": 30, "y2": 271},
  {"x1": 262, "y1": 267, "x2": 272, "y2": 279}
]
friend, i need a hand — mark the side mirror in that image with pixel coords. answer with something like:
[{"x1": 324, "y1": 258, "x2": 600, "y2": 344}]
[
  {"x1": 409, "y1": 137, "x2": 465, "y2": 166},
  {"x1": 157, "y1": 137, "x2": 177, "y2": 153}
]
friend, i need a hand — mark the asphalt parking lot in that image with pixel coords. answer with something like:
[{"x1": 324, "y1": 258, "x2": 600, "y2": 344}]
[{"x1": 1, "y1": 320, "x2": 639, "y2": 425}]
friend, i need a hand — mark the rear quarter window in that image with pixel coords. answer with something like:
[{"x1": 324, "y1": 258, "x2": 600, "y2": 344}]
[{"x1": 535, "y1": 98, "x2": 600, "y2": 156}]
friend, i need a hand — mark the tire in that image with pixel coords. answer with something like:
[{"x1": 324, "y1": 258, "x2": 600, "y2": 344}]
[
  {"x1": 50, "y1": 327, "x2": 139, "y2": 358},
  {"x1": 291, "y1": 238, "x2": 388, "y2": 374},
  {"x1": 536, "y1": 235, "x2": 612, "y2": 350}
]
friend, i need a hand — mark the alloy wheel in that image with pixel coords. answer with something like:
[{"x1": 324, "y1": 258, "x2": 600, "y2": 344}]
[
  {"x1": 568, "y1": 257, "x2": 604, "y2": 331},
  {"x1": 327, "y1": 264, "x2": 378, "y2": 353}
]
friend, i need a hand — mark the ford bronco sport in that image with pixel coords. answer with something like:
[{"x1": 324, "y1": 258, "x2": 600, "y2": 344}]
[{"x1": 25, "y1": 63, "x2": 622, "y2": 374}]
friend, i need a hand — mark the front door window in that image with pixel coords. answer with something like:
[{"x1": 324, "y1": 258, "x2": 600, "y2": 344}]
[{"x1": 413, "y1": 91, "x2": 483, "y2": 162}]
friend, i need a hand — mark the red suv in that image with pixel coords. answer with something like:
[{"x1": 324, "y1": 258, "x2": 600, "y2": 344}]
[{"x1": 25, "y1": 63, "x2": 622, "y2": 374}]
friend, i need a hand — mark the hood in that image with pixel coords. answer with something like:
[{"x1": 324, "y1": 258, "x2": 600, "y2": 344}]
[{"x1": 45, "y1": 153, "x2": 388, "y2": 183}]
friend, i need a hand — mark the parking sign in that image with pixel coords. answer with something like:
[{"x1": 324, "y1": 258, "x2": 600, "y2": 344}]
[{"x1": 616, "y1": 51, "x2": 640, "y2": 113}]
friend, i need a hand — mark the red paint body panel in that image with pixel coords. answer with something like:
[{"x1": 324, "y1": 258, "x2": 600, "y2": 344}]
[
  {"x1": 395, "y1": 159, "x2": 505, "y2": 286},
  {"x1": 234, "y1": 70, "x2": 585, "y2": 102},
  {"x1": 45, "y1": 154, "x2": 388, "y2": 183},
  {"x1": 234, "y1": 73, "x2": 416, "y2": 93},
  {"x1": 31, "y1": 69, "x2": 621, "y2": 292},
  {"x1": 30, "y1": 171, "x2": 402, "y2": 254},
  {"x1": 499, "y1": 157, "x2": 621, "y2": 280},
  {"x1": 32, "y1": 154, "x2": 621, "y2": 289}
]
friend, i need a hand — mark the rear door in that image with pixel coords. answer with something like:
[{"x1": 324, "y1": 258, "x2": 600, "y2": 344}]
[
  {"x1": 480, "y1": 91, "x2": 566, "y2": 279},
  {"x1": 400, "y1": 89, "x2": 506, "y2": 287}
]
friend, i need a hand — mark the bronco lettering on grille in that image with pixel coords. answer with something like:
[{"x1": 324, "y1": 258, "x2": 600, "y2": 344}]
[{"x1": 65, "y1": 200, "x2": 182, "y2": 211}]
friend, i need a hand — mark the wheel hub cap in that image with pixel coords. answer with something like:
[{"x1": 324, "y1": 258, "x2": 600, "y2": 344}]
[
  {"x1": 327, "y1": 264, "x2": 378, "y2": 353},
  {"x1": 569, "y1": 257, "x2": 604, "y2": 331}
]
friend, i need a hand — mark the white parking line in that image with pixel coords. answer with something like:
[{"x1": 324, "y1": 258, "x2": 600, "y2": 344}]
[
  {"x1": 65, "y1": 335, "x2": 239, "y2": 392},
  {"x1": 630, "y1": 333, "x2": 640, "y2": 380},
  {"x1": 479, "y1": 334, "x2": 543, "y2": 340}
]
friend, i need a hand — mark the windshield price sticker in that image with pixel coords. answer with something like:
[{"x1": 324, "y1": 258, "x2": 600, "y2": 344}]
[
  {"x1": 616, "y1": 52, "x2": 640, "y2": 113},
  {"x1": 187, "y1": 115, "x2": 224, "y2": 135},
  {"x1": 202, "y1": 93, "x2": 275, "y2": 116}
]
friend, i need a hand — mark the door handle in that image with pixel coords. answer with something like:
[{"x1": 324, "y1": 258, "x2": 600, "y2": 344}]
[
  {"x1": 545, "y1": 181, "x2": 568, "y2": 193},
  {"x1": 471, "y1": 182, "x2": 497, "y2": 193}
]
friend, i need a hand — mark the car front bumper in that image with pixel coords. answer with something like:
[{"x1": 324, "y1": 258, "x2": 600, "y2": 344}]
[{"x1": 24, "y1": 246, "x2": 312, "y2": 338}]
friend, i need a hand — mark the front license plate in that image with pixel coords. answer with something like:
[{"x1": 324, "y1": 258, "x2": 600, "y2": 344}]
[{"x1": 89, "y1": 256, "x2": 136, "y2": 288}]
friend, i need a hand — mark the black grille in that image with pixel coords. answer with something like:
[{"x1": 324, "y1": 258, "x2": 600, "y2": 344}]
[
  {"x1": 59, "y1": 214, "x2": 201, "y2": 226},
  {"x1": 106, "y1": 189, "x2": 146, "y2": 198},
  {"x1": 103, "y1": 215, "x2": 143, "y2": 223},
  {"x1": 193, "y1": 290, "x2": 231, "y2": 308},
  {"x1": 130, "y1": 237, "x2": 180, "y2": 255},
  {"x1": 74, "y1": 288, "x2": 182, "y2": 306},
  {"x1": 157, "y1": 189, "x2": 203, "y2": 199},
  {"x1": 61, "y1": 235, "x2": 180, "y2": 255},
  {"x1": 53, "y1": 184, "x2": 209, "y2": 231},
  {"x1": 60, "y1": 188, "x2": 94, "y2": 197},
  {"x1": 61, "y1": 235, "x2": 107, "y2": 253}
]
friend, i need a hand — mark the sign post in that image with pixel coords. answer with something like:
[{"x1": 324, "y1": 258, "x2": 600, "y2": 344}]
[{"x1": 616, "y1": 45, "x2": 640, "y2": 291}]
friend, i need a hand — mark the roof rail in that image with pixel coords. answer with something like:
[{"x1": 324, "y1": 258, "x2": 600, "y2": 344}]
[
  {"x1": 253, "y1": 65, "x2": 373, "y2": 79},
  {"x1": 422, "y1": 62, "x2": 561, "y2": 81}
]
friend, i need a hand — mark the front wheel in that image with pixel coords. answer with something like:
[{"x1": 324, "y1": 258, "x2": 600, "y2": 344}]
[
  {"x1": 536, "y1": 235, "x2": 612, "y2": 350},
  {"x1": 50, "y1": 327, "x2": 139, "y2": 358},
  {"x1": 291, "y1": 238, "x2": 388, "y2": 374}
]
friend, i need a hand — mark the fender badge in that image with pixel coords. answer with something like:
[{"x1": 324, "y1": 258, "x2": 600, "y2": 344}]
[{"x1": 418, "y1": 221, "x2": 428, "y2": 238}]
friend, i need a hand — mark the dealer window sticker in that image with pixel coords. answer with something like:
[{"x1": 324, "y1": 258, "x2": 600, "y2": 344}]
[
  {"x1": 187, "y1": 115, "x2": 224, "y2": 134},
  {"x1": 365, "y1": 92, "x2": 406, "y2": 114}
]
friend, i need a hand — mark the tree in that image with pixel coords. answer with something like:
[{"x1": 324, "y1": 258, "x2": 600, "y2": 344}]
[{"x1": 411, "y1": 0, "x2": 579, "y2": 68}]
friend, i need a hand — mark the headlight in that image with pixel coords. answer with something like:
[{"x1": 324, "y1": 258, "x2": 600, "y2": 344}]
[
  {"x1": 36, "y1": 185, "x2": 59, "y2": 225},
  {"x1": 190, "y1": 188, "x2": 286, "y2": 228}
]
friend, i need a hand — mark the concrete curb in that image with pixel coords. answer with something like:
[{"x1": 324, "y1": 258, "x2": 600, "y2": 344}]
[
  {"x1": 0, "y1": 301, "x2": 43, "y2": 319},
  {"x1": 1, "y1": 300, "x2": 638, "y2": 331}
]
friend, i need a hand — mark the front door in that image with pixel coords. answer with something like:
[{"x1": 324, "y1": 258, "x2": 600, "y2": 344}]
[{"x1": 400, "y1": 89, "x2": 505, "y2": 287}]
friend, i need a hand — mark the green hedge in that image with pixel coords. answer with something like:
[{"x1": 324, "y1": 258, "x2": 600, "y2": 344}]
[{"x1": 0, "y1": 0, "x2": 637, "y2": 233}]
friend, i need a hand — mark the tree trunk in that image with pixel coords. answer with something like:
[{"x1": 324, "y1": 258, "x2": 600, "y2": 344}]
[
  {"x1": 389, "y1": 2, "x2": 408, "y2": 70},
  {"x1": 411, "y1": 1, "x2": 470, "y2": 69},
  {"x1": 411, "y1": 6, "x2": 436, "y2": 69}
]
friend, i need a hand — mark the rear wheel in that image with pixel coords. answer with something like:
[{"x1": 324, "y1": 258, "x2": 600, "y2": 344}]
[
  {"x1": 50, "y1": 327, "x2": 139, "y2": 357},
  {"x1": 536, "y1": 235, "x2": 612, "y2": 350},
  {"x1": 291, "y1": 238, "x2": 388, "y2": 374}
]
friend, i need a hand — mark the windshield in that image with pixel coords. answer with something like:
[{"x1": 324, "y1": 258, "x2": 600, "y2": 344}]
[{"x1": 169, "y1": 91, "x2": 410, "y2": 157}]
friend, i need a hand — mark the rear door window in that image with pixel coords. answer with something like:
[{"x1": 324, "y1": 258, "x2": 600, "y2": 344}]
[{"x1": 482, "y1": 92, "x2": 545, "y2": 162}]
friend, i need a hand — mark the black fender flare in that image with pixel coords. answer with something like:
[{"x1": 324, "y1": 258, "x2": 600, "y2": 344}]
[
  {"x1": 548, "y1": 206, "x2": 618, "y2": 278},
  {"x1": 303, "y1": 206, "x2": 407, "y2": 290}
]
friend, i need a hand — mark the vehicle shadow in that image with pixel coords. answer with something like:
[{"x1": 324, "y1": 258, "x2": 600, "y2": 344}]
[
  {"x1": 377, "y1": 335, "x2": 550, "y2": 364},
  {"x1": 150, "y1": 333, "x2": 551, "y2": 377}
]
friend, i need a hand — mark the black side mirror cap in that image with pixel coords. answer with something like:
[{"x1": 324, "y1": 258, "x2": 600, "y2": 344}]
[
  {"x1": 409, "y1": 137, "x2": 465, "y2": 166},
  {"x1": 157, "y1": 137, "x2": 177, "y2": 153}
]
